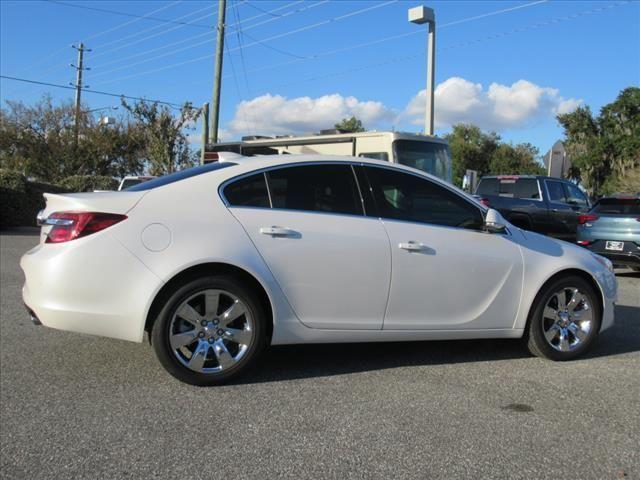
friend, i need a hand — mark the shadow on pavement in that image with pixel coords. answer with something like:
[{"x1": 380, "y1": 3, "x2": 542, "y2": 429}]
[
  {"x1": 239, "y1": 303, "x2": 640, "y2": 385},
  {"x1": 0, "y1": 227, "x2": 40, "y2": 236}
]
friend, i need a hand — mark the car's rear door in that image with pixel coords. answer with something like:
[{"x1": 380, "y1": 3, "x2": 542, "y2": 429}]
[
  {"x1": 362, "y1": 165, "x2": 523, "y2": 331},
  {"x1": 224, "y1": 163, "x2": 391, "y2": 330}
]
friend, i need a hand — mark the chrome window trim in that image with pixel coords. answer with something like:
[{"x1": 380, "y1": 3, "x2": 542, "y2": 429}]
[
  {"x1": 219, "y1": 161, "x2": 367, "y2": 216},
  {"x1": 218, "y1": 160, "x2": 489, "y2": 233}
]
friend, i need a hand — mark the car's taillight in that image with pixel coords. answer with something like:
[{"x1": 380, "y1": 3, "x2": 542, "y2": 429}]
[
  {"x1": 577, "y1": 240, "x2": 592, "y2": 246},
  {"x1": 478, "y1": 197, "x2": 490, "y2": 207},
  {"x1": 578, "y1": 214, "x2": 599, "y2": 225},
  {"x1": 45, "y1": 212, "x2": 127, "y2": 243}
]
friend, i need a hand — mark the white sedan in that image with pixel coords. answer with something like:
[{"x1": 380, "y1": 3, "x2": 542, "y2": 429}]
[{"x1": 21, "y1": 154, "x2": 617, "y2": 385}]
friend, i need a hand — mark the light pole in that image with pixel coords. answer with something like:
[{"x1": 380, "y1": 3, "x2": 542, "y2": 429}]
[{"x1": 408, "y1": 5, "x2": 436, "y2": 136}]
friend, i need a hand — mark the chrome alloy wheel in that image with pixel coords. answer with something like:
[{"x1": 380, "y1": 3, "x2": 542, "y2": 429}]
[
  {"x1": 169, "y1": 289, "x2": 254, "y2": 373},
  {"x1": 541, "y1": 287, "x2": 593, "y2": 352}
]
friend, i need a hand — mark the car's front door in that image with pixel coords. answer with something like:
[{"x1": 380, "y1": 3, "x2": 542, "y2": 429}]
[
  {"x1": 224, "y1": 164, "x2": 391, "y2": 330},
  {"x1": 361, "y1": 166, "x2": 524, "y2": 330},
  {"x1": 545, "y1": 179, "x2": 579, "y2": 237}
]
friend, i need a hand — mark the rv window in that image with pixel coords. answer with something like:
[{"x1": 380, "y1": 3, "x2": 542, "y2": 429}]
[
  {"x1": 394, "y1": 140, "x2": 452, "y2": 182},
  {"x1": 359, "y1": 152, "x2": 389, "y2": 162}
]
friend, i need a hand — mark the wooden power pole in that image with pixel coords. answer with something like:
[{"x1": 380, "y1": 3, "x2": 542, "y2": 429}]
[
  {"x1": 209, "y1": 0, "x2": 226, "y2": 143},
  {"x1": 71, "y1": 43, "x2": 90, "y2": 148}
]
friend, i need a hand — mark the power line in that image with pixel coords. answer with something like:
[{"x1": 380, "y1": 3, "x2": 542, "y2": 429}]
[
  {"x1": 91, "y1": 4, "x2": 215, "y2": 55},
  {"x1": 0, "y1": 75, "x2": 183, "y2": 107},
  {"x1": 89, "y1": 1, "x2": 322, "y2": 76},
  {"x1": 90, "y1": 0, "x2": 396, "y2": 87},
  {"x1": 13, "y1": 0, "x2": 183, "y2": 79},
  {"x1": 263, "y1": 1, "x2": 632, "y2": 91},
  {"x1": 45, "y1": 0, "x2": 216, "y2": 29}
]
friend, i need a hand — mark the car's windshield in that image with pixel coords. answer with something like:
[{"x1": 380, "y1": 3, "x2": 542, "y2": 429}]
[
  {"x1": 592, "y1": 198, "x2": 640, "y2": 215},
  {"x1": 394, "y1": 140, "x2": 452, "y2": 182}
]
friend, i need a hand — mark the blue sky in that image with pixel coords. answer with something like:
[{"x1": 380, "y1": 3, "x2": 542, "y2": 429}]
[{"x1": 1, "y1": 0, "x2": 639, "y2": 155}]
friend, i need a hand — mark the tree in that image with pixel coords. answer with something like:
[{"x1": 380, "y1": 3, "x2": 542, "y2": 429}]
[
  {"x1": 557, "y1": 87, "x2": 640, "y2": 195},
  {"x1": 334, "y1": 116, "x2": 365, "y2": 133},
  {"x1": 121, "y1": 99, "x2": 200, "y2": 175},
  {"x1": 0, "y1": 95, "x2": 146, "y2": 181},
  {"x1": 444, "y1": 124, "x2": 500, "y2": 186},
  {"x1": 489, "y1": 142, "x2": 545, "y2": 175}
]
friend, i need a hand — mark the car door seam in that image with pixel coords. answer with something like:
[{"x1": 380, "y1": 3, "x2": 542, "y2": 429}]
[{"x1": 379, "y1": 219, "x2": 394, "y2": 331}]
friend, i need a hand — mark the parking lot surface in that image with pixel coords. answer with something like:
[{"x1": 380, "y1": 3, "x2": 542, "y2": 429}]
[{"x1": 1, "y1": 230, "x2": 639, "y2": 480}]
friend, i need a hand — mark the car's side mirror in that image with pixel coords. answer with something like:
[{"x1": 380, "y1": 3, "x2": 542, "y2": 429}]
[{"x1": 484, "y1": 208, "x2": 508, "y2": 234}]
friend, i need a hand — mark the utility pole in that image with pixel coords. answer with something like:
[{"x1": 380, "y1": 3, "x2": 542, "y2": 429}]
[
  {"x1": 201, "y1": 102, "x2": 210, "y2": 164},
  {"x1": 210, "y1": 0, "x2": 226, "y2": 143},
  {"x1": 70, "y1": 43, "x2": 91, "y2": 148}
]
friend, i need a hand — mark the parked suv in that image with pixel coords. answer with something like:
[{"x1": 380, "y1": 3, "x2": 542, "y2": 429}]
[
  {"x1": 576, "y1": 194, "x2": 640, "y2": 270},
  {"x1": 475, "y1": 175, "x2": 591, "y2": 240}
]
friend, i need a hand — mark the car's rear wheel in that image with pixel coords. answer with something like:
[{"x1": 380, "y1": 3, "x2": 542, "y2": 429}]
[
  {"x1": 525, "y1": 275, "x2": 601, "y2": 360},
  {"x1": 152, "y1": 275, "x2": 267, "y2": 386}
]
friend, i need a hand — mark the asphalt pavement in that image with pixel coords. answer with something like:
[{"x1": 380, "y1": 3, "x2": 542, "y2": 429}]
[{"x1": 1, "y1": 230, "x2": 638, "y2": 480}]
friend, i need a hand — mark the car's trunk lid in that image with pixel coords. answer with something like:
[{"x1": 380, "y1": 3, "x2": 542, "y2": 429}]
[{"x1": 38, "y1": 191, "x2": 147, "y2": 244}]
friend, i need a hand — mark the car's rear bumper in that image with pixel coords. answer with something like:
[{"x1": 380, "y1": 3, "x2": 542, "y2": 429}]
[
  {"x1": 579, "y1": 240, "x2": 640, "y2": 267},
  {"x1": 20, "y1": 232, "x2": 163, "y2": 343}
]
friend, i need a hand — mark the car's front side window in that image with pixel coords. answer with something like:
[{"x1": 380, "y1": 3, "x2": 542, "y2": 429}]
[
  {"x1": 266, "y1": 164, "x2": 363, "y2": 216},
  {"x1": 364, "y1": 166, "x2": 484, "y2": 229},
  {"x1": 564, "y1": 183, "x2": 589, "y2": 207}
]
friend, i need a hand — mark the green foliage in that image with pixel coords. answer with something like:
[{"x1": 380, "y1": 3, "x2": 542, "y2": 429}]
[
  {"x1": 58, "y1": 175, "x2": 119, "y2": 192},
  {"x1": 557, "y1": 87, "x2": 640, "y2": 195},
  {"x1": 120, "y1": 99, "x2": 200, "y2": 175},
  {"x1": 444, "y1": 124, "x2": 500, "y2": 186},
  {"x1": 334, "y1": 116, "x2": 365, "y2": 133},
  {"x1": 0, "y1": 168, "x2": 67, "y2": 227},
  {"x1": 489, "y1": 143, "x2": 545, "y2": 176}
]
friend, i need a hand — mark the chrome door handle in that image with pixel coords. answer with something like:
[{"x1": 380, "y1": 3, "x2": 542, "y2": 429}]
[
  {"x1": 398, "y1": 241, "x2": 423, "y2": 252},
  {"x1": 260, "y1": 226, "x2": 297, "y2": 237}
]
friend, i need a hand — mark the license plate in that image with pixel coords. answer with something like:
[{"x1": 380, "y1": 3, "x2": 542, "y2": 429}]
[{"x1": 605, "y1": 241, "x2": 624, "y2": 251}]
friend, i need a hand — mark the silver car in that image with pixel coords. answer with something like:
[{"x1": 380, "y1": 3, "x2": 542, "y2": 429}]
[{"x1": 576, "y1": 194, "x2": 640, "y2": 270}]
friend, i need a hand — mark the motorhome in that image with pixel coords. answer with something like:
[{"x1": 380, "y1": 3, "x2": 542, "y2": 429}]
[{"x1": 204, "y1": 130, "x2": 453, "y2": 183}]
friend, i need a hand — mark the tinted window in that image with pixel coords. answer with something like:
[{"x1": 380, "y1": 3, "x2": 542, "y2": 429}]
[
  {"x1": 126, "y1": 162, "x2": 235, "y2": 191},
  {"x1": 592, "y1": 198, "x2": 640, "y2": 215},
  {"x1": 515, "y1": 179, "x2": 541, "y2": 200},
  {"x1": 224, "y1": 173, "x2": 270, "y2": 207},
  {"x1": 266, "y1": 165, "x2": 362, "y2": 215},
  {"x1": 564, "y1": 183, "x2": 588, "y2": 207},
  {"x1": 546, "y1": 180, "x2": 567, "y2": 203},
  {"x1": 476, "y1": 178, "x2": 498, "y2": 195},
  {"x1": 365, "y1": 167, "x2": 483, "y2": 229}
]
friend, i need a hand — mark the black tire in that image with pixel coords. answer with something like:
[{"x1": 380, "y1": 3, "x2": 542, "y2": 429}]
[
  {"x1": 151, "y1": 275, "x2": 267, "y2": 386},
  {"x1": 525, "y1": 275, "x2": 601, "y2": 361}
]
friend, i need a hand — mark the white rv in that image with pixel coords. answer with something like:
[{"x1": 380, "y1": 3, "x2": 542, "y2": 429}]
[{"x1": 204, "y1": 130, "x2": 452, "y2": 183}]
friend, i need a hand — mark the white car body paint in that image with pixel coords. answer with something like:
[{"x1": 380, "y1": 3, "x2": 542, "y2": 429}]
[{"x1": 21, "y1": 155, "x2": 617, "y2": 346}]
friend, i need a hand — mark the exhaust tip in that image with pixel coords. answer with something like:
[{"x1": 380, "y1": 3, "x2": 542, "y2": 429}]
[{"x1": 24, "y1": 306, "x2": 41, "y2": 326}]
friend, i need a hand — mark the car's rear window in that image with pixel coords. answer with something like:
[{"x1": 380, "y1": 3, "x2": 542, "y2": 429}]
[
  {"x1": 591, "y1": 198, "x2": 640, "y2": 215},
  {"x1": 476, "y1": 178, "x2": 540, "y2": 199},
  {"x1": 126, "y1": 162, "x2": 236, "y2": 191}
]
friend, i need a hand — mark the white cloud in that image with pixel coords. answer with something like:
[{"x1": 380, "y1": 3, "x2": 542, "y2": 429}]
[
  {"x1": 225, "y1": 93, "x2": 395, "y2": 138},
  {"x1": 405, "y1": 77, "x2": 582, "y2": 130}
]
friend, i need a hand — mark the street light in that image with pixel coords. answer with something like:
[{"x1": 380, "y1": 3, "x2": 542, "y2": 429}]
[{"x1": 408, "y1": 5, "x2": 436, "y2": 136}]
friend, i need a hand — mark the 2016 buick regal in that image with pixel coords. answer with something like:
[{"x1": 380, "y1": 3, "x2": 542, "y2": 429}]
[{"x1": 21, "y1": 154, "x2": 617, "y2": 385}]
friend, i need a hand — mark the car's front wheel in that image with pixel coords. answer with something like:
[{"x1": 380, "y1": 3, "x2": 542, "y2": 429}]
[
  {"x1": 151, "y1": 275, "x2": 267, "y2": 386},
  {"x1": 525, "y1": 275, "x2": 601, "y2": 360}
]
